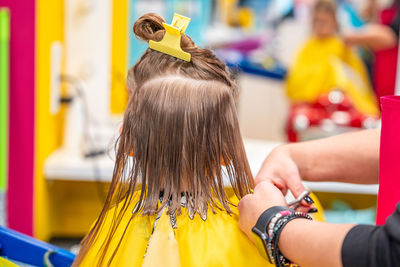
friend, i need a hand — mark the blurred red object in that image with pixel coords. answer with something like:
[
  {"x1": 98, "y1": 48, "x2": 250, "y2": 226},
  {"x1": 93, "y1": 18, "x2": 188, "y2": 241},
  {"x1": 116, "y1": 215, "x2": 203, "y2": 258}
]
[{"x1": 287, "y1": 90, "x2": 379, "y2": 142}]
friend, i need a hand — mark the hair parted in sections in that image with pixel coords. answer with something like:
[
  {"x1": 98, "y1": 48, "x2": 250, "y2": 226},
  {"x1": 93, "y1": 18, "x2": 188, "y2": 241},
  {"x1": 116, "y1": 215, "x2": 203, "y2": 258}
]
[
  {"x1": 73, "y1": 13, "x2": 253, "y2": 266},
  {"x1": 128, "y1": 13, "x2": 237, "y2": 97}
]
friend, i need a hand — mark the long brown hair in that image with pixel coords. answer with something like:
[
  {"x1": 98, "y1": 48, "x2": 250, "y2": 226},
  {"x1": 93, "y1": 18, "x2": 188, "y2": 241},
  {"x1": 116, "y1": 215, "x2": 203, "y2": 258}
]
[{"x1": 74, "y1": 13, "x2": 253, "y2": 266}]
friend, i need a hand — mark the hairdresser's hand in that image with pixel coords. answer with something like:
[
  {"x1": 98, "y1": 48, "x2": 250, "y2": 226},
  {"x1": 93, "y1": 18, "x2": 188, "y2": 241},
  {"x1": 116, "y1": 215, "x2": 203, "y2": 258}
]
[
  {"x1": 238, "y1": 181, "x2": 286, "y2": 241},
  {"x1": 255, "y1": 145, "x2": 307, "y2": 197}
]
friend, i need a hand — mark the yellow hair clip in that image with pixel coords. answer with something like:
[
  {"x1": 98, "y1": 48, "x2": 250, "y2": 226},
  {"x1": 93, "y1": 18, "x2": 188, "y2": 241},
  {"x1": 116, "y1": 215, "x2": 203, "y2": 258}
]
[{"x1": 149, "y1": 13, "x2": 191, "y2": 62}]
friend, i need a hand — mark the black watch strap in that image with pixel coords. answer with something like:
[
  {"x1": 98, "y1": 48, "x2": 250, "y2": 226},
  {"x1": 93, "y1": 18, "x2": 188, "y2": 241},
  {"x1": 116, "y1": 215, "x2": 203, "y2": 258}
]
[
  {"x1": 253, "y1": 206, "x2": 291, "y2": 234},
  {"x1": 251, "y1": 206, "x2": 294, "y2": 261}
]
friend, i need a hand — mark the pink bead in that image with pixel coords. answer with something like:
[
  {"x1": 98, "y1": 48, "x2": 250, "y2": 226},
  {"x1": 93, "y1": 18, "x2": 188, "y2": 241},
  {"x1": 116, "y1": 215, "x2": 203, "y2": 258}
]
[{"x1": 280, "y1": 210, "x2": 292, "y2": 216}]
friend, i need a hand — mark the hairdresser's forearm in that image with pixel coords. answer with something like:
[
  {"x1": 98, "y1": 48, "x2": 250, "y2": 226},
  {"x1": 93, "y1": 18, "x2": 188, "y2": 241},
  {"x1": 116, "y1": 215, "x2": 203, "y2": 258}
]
[
  {"x1": 345, "y1": 24, "x2": 397, "y2": 50},
  {"x1": 279, "y1": 219, "x2": 355, "y2": 267},
  {"x1": 288, "y1": 129, "x2": 380, "y2": 184}
]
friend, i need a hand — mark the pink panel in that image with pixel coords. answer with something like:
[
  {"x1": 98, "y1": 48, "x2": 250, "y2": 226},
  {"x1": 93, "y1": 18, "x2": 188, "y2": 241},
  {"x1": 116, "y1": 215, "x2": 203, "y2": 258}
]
[
  {"x1": 377, "y1": 95, "x2": 400, "y2": 225},
  {"x1": 1, "y1": 0, "x2": 35, "y2": 235}
]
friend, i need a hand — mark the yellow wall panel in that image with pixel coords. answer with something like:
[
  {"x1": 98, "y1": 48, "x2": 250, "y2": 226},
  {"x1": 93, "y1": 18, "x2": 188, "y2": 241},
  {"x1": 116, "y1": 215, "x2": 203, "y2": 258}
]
[
  {"x1": 35, "y1": 0, "x2": 128, "y2": 240},
  {"x1": 49, "y1": 181, "x2": 108, "y2": 237},
  {"x1": 110, "y1": 0, "x2": 129, "y2": 114},
  {"x1": 35, "y1": 0, "x2": 65, "y2": 241}
]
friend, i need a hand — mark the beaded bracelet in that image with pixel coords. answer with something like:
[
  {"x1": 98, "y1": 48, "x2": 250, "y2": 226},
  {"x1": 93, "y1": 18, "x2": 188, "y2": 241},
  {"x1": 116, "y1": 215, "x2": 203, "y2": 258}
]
[
  {"x1": 266, "y1": 210, "x2": 295, "y2": 264},
  {"x1": 274, "y1": 215, "x2": 299, "y2": 266},
  {"x1": 253, "y1": 207, "x2": 294, "y2": 264},
  {"x1": 254, "y1": 206, "x2": 313, "y2": 266},
  {"x1": 265, "y1": 211, "x2": 312, "y2": 267},
  {"x1": 272, "y1": 212, "x2": 313, "y2": 267},
  {"x1": 270, "y1": 213, "x2": 298, "y2": 266}
]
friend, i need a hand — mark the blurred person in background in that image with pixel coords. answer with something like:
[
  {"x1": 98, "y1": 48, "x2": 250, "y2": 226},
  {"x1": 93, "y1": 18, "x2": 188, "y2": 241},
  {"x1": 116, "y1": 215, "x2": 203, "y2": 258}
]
[
  {"x1": 285, "y1": 0, "x2": 380, "y2": 142},
  {"x1": 344, "y1": 0, "x2": 400, "y2": 98},
  {"x1": 286, "y1": 0, "x2": 379, "y2": 117}
]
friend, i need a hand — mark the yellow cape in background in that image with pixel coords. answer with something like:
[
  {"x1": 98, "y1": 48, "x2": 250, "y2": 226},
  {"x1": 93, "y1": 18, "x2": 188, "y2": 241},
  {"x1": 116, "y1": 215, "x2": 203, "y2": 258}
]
[
  {"x1": 80, "y1": 190, "x2": 324, "y2": 267},
  {"x1": 286, "y1": 36, "x2": 379, "y2": 116}
]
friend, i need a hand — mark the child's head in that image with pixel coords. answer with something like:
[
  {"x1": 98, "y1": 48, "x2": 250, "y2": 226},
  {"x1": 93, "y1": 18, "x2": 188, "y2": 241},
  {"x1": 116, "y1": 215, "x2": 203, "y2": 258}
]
[
  {"x1": 74, "y1": 13, "x2": 253, "y2": 265},
  {"x1": 312, "y1": 0, "x2": 338, "y2": 39}
]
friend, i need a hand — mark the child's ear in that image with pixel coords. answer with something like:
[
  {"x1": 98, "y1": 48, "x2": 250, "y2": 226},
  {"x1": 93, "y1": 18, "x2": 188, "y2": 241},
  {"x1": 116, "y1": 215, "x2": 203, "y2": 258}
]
[{"x1": 120, "y1": 124, "x2": 134, "y2": 157}]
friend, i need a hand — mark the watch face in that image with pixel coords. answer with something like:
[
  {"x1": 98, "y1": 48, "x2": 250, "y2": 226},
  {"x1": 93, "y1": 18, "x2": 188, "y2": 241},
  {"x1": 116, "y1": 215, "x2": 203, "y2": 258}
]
[{"x1": 252, "y1": 229, "x2": 269, "y2": 260}]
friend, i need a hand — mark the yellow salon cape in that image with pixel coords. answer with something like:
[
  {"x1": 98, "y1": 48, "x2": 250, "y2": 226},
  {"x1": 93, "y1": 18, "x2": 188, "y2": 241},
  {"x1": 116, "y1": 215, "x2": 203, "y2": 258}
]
[
  {"x1": 286, "y1": 36, "x2": 379, "y2": 116},
  {"x1": 80, "y1": 190, "x2": 324, "y2": 267}
]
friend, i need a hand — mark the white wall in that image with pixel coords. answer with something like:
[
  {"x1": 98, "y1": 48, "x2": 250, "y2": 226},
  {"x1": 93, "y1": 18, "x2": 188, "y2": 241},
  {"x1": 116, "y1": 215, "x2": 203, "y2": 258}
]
[{"x1": 237, "y1": 74, "x2": 289, "y2": 141}]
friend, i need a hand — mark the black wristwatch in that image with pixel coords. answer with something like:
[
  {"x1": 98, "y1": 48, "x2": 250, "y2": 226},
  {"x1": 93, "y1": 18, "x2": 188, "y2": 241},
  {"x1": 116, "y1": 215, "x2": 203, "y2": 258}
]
[{"x1": 251, "y1": 206, "x2": 290, "y2": 260}]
